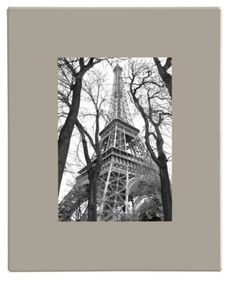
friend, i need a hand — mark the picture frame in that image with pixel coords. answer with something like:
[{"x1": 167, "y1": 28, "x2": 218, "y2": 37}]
[{"x1": 8, "y1": 7, "x2": 220, "y2": 271}]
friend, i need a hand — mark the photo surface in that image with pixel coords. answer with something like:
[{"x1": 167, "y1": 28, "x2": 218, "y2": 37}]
[{"x1": 58, "y1": 57, "x2": 172, "y2": 222}]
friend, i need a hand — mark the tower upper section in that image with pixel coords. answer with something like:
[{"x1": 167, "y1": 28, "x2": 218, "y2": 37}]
[{"x1": 106, "y1": 63, "x2": 133, "y2": 126}]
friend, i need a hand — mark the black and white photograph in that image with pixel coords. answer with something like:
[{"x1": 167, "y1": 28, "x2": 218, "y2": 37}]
[{"x1": 58, "y1": 57, "x2": 172, "y2": 221}]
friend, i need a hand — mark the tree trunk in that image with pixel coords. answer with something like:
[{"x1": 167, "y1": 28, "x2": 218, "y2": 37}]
[
  {"x1": 88, "y1": 174, "x2": 97, "y2": 221},
  {"x1": 159, "y1": 164, "x2": 172, "y2": 221},
  {"x1": 153, "y1": 57, "x2": 172, "y2": 99},
  {"x1": 87, "y1": 167, "x2": 101, "y2": 221},
  {"x1": 58, "y1": 78, "x2": 82, "y2": 193}
]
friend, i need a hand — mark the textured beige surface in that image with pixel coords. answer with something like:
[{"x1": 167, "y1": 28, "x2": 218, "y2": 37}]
[{"x1": 8, "y1": 8, "x2": 220, "y2": 271}]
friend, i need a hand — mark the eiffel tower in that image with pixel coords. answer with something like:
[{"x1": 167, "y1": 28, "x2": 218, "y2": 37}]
[{"x1": 59, "y1": 63, "x2": 163, "y2": 221}]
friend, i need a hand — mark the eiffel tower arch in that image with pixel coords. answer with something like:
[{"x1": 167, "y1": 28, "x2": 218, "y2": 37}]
[{"x1": 59, "y1": 63, "x2": 164, "y2": 221}]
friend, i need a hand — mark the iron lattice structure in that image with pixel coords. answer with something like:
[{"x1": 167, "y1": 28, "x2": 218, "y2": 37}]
[{"x1": 59, "y1": 64, "x2": 163, "y2": 221}]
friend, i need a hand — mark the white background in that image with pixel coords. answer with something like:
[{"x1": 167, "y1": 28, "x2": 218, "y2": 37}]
[{"x1": 0, "y1": 0, "x2": 235, "y2": 285}]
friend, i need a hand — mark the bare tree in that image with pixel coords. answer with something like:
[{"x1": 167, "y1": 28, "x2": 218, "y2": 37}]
[
  {"x1": 126, "y1": 58, "x2": 172, "y2": 221},
  {"x1": 59, "y1": 68, "x2": 109, "y2": 221},
  {"x1": 57, "y1": 58, "x2": 102, "y2": 194},
  {"x1": 77, "y1": 71, "x2": 109, "y2": 221}
]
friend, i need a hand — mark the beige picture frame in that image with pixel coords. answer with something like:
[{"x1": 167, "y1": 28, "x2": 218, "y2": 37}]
[{"x1": 8, "y1": 7, "x2": 220, "y2": 271}]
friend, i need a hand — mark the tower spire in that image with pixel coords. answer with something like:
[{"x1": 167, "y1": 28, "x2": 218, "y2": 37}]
[{"x1": 107, "y1": 63, "x2": 133, "y2": 125}]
